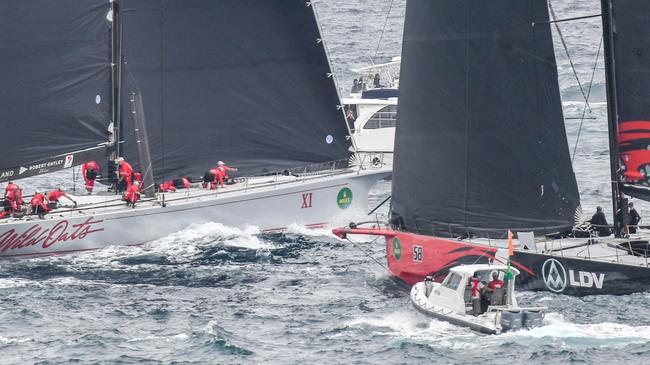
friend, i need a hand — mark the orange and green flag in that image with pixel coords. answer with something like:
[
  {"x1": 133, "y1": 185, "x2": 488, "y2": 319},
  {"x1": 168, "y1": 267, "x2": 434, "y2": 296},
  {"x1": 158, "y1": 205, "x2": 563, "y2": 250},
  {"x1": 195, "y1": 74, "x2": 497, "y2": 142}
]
[{"x1": 507, "y1": 230, "x2": 514, "y2": 280}]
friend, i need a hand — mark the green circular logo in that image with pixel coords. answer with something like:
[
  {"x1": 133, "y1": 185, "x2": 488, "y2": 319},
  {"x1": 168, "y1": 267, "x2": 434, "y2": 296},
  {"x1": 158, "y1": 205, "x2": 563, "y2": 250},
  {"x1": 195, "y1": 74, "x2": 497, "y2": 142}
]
[
  {"x1": 337, "y1": 188, "x2": 353, "y2": 209},
  {"x1": 393, "y1": 238, "x2": 402, "y2": 260}
]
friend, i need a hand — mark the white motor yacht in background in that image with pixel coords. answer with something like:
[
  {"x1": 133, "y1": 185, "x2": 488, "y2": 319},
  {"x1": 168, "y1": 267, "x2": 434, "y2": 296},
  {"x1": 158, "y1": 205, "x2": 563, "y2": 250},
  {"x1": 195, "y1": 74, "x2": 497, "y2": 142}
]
[{"x1": 343, "y1": 57, "x2": 400, "y2": 166}]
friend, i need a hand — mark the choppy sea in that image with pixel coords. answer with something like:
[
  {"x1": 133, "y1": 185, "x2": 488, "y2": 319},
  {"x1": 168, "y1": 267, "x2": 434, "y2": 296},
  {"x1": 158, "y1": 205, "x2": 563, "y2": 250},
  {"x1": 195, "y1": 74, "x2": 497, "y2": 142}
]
[{"x1": 3, "y1": 1, "x2": 650, "y2": 364}]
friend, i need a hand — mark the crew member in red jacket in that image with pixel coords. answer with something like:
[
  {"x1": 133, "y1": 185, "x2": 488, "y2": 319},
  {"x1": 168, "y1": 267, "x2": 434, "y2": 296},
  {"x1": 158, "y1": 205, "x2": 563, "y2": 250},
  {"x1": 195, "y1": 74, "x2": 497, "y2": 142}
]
[
  {"x1": 116, "y1": 157, "x2": 134, "y2": 192},
  {"x1": 81, "y1": 161, "x2": 100, "y2": 194},
  {"x1": 30, "y1": 192, "x2": 52, "y2": 218},
  {"x1": 47, "y1": 188, "x2": 78, "y2": 209},
  {"x1": 123, "y1": 181, "x2": 141, "y2": 207},
  {"x1": 202, "y1": 168, "x2": 221, "y2": 189},
  {"x1": 1, "y1": 185, "x2": 19, "y2": 219},
  {"x1": 217, "y1": 161, "x2": 238, "y2": 181},
  {"x1": 159, "y1": 181, "x2": 176, "y2": 193},
  {"x1": 5, "y1": 181, "x2": 23, "y2": 210}
]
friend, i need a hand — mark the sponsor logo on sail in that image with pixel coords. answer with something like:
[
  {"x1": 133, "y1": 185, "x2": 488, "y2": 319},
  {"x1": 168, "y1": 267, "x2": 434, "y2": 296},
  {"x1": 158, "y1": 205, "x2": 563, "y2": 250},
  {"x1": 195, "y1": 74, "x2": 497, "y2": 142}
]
[
  {"x1": 542, "y1": 258, "x2": 605, "y2": 292},
  {"x1": 64, "y1": 154, "x2": 74, "y2": 168},
  {"x1": 392, "y1": 237, "x2": 402, "y2": 260},
  {"x1": 337, "y1": 188, "x2": 352, "y2": 209},
  {"x1": 18, "y1": 167, "x2": 27, "y2": 175},
  {"x1": 0, "y1": 170, "x2": 14, "y2": 179}
]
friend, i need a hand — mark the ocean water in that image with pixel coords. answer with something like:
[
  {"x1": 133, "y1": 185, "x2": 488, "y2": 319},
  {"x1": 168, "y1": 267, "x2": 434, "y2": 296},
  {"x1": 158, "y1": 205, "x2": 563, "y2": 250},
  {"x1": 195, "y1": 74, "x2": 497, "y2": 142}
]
[{"x1": 2, "y1": 1, "x2": 650, "y2": 364}]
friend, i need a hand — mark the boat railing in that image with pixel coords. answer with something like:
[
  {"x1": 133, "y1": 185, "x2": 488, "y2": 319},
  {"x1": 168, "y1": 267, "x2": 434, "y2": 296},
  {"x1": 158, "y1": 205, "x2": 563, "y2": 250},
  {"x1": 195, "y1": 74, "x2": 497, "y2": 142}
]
[{"x1": 398, "y1": 218, "x2": 650, "y2": 267}]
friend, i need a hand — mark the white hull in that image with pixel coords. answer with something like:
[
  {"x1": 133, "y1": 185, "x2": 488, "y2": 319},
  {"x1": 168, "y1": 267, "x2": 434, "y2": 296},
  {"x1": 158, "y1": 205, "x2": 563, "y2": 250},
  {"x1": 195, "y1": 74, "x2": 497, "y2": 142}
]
[{"x1": 0, "y1": 167, "x2": 389, "y2": 257}]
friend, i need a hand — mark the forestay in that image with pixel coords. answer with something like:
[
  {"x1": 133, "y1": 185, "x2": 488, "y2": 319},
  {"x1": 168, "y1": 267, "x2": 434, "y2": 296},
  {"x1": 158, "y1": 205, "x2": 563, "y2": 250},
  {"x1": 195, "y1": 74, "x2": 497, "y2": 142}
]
[{"x1": 390, "y1": 0, "x2": 580, "y2": 237}]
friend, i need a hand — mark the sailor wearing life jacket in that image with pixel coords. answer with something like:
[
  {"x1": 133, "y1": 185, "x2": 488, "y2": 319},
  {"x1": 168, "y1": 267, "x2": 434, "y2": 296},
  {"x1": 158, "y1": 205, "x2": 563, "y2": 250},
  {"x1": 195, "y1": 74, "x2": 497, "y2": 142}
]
[
  {"x1": 81, "y1": 160, "x2": 100, "y2": 194},
  {"x1": 47, "y1": 188, "x2": 77, "y2": 209},
  {"x1": 30, "y1": 192, "x2": 52, "y2": 219},
  {"x1": 202, "y1": 168, "x2": 220, "y2": 189},
  {"x1": 116, "y1": 157, "x2": 134, "y2": 192},
  {"x1": 216, "y1": 161, "x2": 238, "y2": 183},
  {"x1": 159, "y1": 177, "x2": 191, "y2": 193},
  {"x1": 123, "y1": 181, "x2": 140, "y2": 207},
  {"x1": 1, "y1": 182, "x2": 24, "y2": 218},
  {"x1": 469, "y1": 273, "x2": 484, "y2": 316},
  {"x1": 159, "y1": 181, "x2": 176, "y2": 193}
]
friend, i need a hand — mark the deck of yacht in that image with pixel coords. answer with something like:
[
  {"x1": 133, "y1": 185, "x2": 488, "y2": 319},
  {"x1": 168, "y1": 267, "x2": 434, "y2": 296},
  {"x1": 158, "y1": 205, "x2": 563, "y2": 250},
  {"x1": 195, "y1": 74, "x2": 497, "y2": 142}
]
[
  {"x1": 0, "y1": 167, "x2": 362, "y2": 225},
  {"x1": 464, "y1": 234, "x2": 650, "y2": 268}
]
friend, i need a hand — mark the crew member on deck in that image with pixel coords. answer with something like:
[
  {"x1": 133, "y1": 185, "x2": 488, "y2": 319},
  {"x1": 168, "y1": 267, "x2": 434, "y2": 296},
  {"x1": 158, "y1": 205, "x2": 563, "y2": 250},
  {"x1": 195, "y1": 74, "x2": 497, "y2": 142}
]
[
  {"x1": 81, "y1": 160, "x2": 100, "y2": 194},
  {"x1": 159, "y1": 181, "x2": 176, "y2": 193},
  {"x1": 1, "y1": 182, "x2": 21, "y2": 218},
  {"x1": 216, "y1": 161, "x2": 238, "y2": 185},
  {"x1": 5, "y1": 181, "x2": 23, "y2": 211},
  {"x1": 161, "y1": 177, "x2": 191, "y2": 192},
  {"x1": 116, "y1": 157, "x2": 134, "y2": 192},
  {"x1": 123, "y1": 181, "x2": 140, "y2": 207},
  {"x1": 590, "y1": 206, "x2": 612, "y2": 237},
  {"x1": 47, "y1": 188, "x2": 77, "y2": 209},
  {"x1": 629, "y1": 202, "x2": 641, "y2": 234},
  {"x1": 202, "y1": 168, "x2": 220, "y2": 189},
  {"x1": 30, "y1": 191, "x2": 51, "y2": 219}
]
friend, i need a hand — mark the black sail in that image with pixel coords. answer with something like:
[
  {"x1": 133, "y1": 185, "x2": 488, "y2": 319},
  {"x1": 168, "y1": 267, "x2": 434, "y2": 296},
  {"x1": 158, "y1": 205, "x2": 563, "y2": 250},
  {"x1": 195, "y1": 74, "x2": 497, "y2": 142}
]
[
  {"x1": 601, "y1": 1, "x2": 650, "y2": 202},
  {"x1": 0, "y1": 0, "x2": 113, "y2": 181},
  {"x1": 119, "y1": 0, "x2": 350, "y2": 181},
  {"x1": 390, "y1": 0, "x2": 580, "y2": 237}
]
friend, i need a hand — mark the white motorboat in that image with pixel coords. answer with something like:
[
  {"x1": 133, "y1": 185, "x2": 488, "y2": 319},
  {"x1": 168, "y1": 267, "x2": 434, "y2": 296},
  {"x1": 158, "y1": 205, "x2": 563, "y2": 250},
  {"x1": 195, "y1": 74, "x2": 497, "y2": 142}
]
[{"x1": 410, "y1": 264, "x2": 546, "y2": 335}]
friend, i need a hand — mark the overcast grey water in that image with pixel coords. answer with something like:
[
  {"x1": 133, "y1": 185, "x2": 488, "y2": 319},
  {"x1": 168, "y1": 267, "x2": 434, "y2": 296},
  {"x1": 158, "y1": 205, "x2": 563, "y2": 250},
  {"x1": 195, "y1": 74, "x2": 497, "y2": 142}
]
[{"x1": 2, "y1": 1, "x2": 650, "y2": 364}]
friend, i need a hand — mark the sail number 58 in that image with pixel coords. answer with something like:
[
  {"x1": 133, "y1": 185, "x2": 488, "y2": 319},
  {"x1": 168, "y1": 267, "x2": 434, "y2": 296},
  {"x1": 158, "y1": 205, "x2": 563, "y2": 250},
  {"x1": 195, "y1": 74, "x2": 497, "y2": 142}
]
[{"x1": 413, "y1": 245, "x2": 423, "y2": 262}]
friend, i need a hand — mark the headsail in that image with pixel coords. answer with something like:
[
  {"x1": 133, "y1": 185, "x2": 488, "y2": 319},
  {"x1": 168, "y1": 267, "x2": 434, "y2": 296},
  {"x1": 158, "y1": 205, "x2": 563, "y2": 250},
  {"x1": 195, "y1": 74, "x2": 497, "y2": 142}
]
[
  {"x1": 601, "y1": 1, "x2": 650, "y2": 203},
  {"x1": 0, "y1": 0, "x2": 113, "y2": 182},
  {"x1": 390, "y1": 0, "x2": 580, "y2": 237},
  {"x1": 119, "y1": 0, "x2": 351, "y2": 181}
]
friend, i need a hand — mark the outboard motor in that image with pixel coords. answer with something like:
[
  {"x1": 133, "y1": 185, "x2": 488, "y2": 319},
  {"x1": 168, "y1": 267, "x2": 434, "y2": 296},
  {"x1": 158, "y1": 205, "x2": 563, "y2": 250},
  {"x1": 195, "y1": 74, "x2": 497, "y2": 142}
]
[
  {"x1": 499, "y1": 311, "x2": 523, "y2": 332},
  {"x1": 522, "y1": 310, "x2": 544, "y2": 329},
  {"x1": 424, "y1": 275, "x2": 434, "y2": 297}
]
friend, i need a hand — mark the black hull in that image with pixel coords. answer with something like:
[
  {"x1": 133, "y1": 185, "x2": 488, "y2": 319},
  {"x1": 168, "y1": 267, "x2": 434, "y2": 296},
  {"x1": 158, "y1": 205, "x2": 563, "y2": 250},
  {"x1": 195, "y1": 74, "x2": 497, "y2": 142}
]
[{"x1": 511, "y1": 251, "x2": 650, "y2": 296}]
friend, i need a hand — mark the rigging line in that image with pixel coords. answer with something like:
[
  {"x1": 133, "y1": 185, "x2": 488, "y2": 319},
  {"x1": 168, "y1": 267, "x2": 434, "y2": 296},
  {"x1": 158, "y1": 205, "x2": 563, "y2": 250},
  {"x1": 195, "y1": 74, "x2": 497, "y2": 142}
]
[
  {"x1": 548, "y1": 2, "x2": 592, "y2": 114},
  {"x1": 572, "y1": 36, "x2": 603, "y2": 163},
  {"x1": 346, "y1": 236, "x2": 387, "y2": 271},
  {"x1": 373, "y1": 0, "x2": 395, "y2": 60}
]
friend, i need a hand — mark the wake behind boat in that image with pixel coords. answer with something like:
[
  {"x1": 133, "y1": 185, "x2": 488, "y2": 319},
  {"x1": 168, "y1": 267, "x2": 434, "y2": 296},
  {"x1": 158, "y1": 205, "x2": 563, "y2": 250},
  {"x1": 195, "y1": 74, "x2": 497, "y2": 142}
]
[{"x1": 411, "y1": 265, "x2": 546, "y2": 335}]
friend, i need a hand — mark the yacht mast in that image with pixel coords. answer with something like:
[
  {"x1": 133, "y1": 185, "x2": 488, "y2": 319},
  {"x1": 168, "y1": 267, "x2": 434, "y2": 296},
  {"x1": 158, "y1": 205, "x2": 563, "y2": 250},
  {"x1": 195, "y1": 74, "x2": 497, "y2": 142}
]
[{"x1": 600, "y1": 0, "x2": 624, "y2": 236}]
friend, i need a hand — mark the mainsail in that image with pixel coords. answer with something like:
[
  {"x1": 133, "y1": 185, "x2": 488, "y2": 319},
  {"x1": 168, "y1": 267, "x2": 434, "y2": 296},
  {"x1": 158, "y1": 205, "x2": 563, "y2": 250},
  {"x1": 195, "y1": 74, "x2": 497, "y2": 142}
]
[
  {"x1": 601, "y1": 0, "x2": 650, "y2": 203},
  {"x1": 119, "y1": 0, "x2": 351, "y2": 181},
  {"x1": 390, "y1": 0, "x2": 580, "y2": 237},
  {"x1": 0, "y1": 0, "x2": 113, "y2": 182}
]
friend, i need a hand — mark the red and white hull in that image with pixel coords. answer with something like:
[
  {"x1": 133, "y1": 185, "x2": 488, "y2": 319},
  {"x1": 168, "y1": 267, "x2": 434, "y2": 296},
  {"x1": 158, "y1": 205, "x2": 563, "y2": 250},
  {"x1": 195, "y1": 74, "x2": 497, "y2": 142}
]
[
  {"x1": 332, "y1": 227, "x2": 650, "y2": 296},
  {"x1": 0, "y1": 167, "x2": 389, "y2": 257}
]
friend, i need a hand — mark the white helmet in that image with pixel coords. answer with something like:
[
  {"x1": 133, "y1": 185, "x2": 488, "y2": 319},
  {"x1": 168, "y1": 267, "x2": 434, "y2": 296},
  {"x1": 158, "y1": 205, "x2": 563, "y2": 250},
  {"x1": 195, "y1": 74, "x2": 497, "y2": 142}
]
[
  {"x1": 133, "y1": 181, "x2": 140, "y2": 186},
  {"x1": 217, "y1": 161, "x2": 225, "y2": 166}
]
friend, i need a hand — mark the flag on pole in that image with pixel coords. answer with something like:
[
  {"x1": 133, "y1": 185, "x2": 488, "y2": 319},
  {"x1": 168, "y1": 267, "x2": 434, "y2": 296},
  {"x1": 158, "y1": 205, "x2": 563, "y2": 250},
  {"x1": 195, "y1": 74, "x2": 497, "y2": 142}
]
[{"x1": 507, "y1": 230, "x2": 514, "y2": 279}]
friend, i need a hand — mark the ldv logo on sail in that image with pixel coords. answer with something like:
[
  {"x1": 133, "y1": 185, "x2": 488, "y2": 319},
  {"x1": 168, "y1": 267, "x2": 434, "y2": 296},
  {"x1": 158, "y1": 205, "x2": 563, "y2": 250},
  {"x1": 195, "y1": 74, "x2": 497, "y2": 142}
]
[{"x1": 542, "y1": 259, "x2": 604, "y2": 293}]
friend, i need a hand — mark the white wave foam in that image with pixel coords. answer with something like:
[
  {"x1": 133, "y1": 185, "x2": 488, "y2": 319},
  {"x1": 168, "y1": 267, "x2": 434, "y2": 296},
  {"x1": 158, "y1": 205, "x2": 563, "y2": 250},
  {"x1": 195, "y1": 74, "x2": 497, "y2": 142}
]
[
  {"x1": 347, "y1": 310, "x2": 650, "y2": 349},
  {"x1": 0, "y1": 336, "x2": 33, "y2": 344}
]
